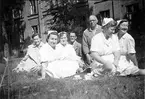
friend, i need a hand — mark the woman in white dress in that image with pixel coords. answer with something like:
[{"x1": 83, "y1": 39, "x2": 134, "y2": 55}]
[
  {"x1": 39, "y1": 31, "x2": 82, "y2": 79},
  {"x1": 90, "y1": 18, "x2": 120, "y2": 76},
  {"x1": 116, "y1": 19, "x2": 145, "y2": 76}
]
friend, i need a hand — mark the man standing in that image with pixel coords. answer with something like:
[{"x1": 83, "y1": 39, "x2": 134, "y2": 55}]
[
  {"x1": 70, "y1": 32, "x2": 82, "y2": 57},
  {"x1": 82, "y1": 15, "x2": 102, "y2": 65}
]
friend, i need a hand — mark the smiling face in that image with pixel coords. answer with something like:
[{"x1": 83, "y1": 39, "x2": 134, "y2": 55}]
[
  {"x1": 47, "y1": 34, "x2": 58, "y2": 49},
  {"x1": 60, "y1": 33, "x2": 68, "y2": 46},
  {"x1": 33, "y1": 35, "x2": 41, "y2": 46},
  {"x1": 119, "y1": 21, "x2": 129, "y2": 34}
]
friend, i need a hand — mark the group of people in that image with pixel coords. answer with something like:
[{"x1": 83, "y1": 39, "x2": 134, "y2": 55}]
[{"x1": 13, "y1": 15, "x2": 145, "y2": 80}]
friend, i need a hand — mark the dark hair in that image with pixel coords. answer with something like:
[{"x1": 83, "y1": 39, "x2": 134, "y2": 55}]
[
  {"x1": 102, "y1": 20, "x2": 117, "y2": 30},
  {"x1": 46, "y1": 32, "x2": 58, "y2": 42},
  {"x1": 69, "y1": 32, "x2": 76, "y2": 36},
  {"x1": 32, "y1": 33, "x2": 40, "y2": 39},
  {"x1": 116, "y1": 19, "x2": 128, "y2": 33},
  {"x1": 117, "y1": 19, "x2": 128, "y2": 28}
]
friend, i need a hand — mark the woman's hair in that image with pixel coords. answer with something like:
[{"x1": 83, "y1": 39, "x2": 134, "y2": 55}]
[
  {"x1": 102, "y1": 20, "x2": 117, "y2": 30},
  {"x1": 46, "y1": 31, "x2": 58, "y2": 42},
  {"x1": 58, "y1": 31, "x2": 70, "y2": 42},
  {"x1": 32, "y1": 33, "x2": 40, "y2": 39},
  {"x1": 117, "y1": 19, "x2": 128, "y2": 28},
  {"x1": 116, "y1": 19, "x2": 128, "y2": 33}
]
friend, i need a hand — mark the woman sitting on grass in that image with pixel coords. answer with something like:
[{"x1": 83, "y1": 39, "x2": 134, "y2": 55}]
[
  {"x1": 13, "y1": 33, "x2": 43, "y2": 72},
  {"x1": 39, "y1": 31, "x2": 83, "y2": 80},
  {"x1": 116, "y1": 19, "x2": 145, "y2": 76},
  {"x1": 90, "y1": 18, "x2": 120, "y2": 77}
]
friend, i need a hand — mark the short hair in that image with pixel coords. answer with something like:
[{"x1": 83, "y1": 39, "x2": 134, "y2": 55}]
[
  {"x1": 46, "y1": 31, "x2": 58, "y2": 42},
  {"x1": 102, "y1": 20, "x2": 117, "y2": 30},
  {"x1": 70, "y1": 32, "x2": 76, "y2": 36},
  {"x1": 32, "y1": 33, "x2": 40, "y2": 39},
  {"x1": 58, "y1": 31, "x2": 70, "y2": 42}
]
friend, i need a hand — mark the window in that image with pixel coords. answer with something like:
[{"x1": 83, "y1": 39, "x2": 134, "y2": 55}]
[
  {"x1": 100, "y1": 10, "x2": 110, "y2": 18},
  {"x1": 29, "y1": 0, "x2": 37, "y2": 15},
  {"x1": 126, "y1": 3, "x2": 139, "y2": 25},
  {"x1": 12, "y1": 9, "x2": 22, "y2": 19},
  {"x1": 32, "y1": 25, "x2": 38, "y2": 34},
  {"x1": 99, "y1": 10, "x2": 110, "y2": 25}
]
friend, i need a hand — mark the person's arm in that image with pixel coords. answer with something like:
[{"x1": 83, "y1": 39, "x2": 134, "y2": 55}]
[
  {"x1": 82, "y1": 32, "x2": 90, "y2": 55},
  {"x1": 91, "y1": 51, "x2": 113, "y2": 70},
  {"x1": 128, "y1": 53, "x2": 138, "y2": 66},
  {"x1": 113, "y1": 51, "x2": 120, "y2": 67},
  {"x1": 40, "y1": 61, "x2": 48, "y2": 79},
  {"x1": 127, "y1": 36, "x2": 138, "y2": 66}
]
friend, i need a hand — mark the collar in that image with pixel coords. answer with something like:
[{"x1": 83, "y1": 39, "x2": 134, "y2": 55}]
[{"x1": 118, "y1": 32, "x2": 128, "y2": 40}]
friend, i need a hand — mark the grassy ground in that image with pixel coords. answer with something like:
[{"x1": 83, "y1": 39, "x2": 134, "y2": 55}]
[{"x1": 0, "y1": 59, "x2": 144, "y2": 99}]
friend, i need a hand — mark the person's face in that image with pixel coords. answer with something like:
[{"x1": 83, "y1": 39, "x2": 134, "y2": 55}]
[
  {"x1": 60, "y1": 34, "x2": 68, "y2": 46},
  {"x1": 33, "y1": 35, "x2": 41, "y2": 46},
  {"x1": 106, "y1": 27, "x2": 116, "y2": 38},
  {"x1": 89, "y1": 16, "x2": 98, "y2": 28},
  {"x1": 47, "y1": 34, "x2": 58, "y2": 48},
  {"x1": 119, "y1": 21, "x2": 129, "y2": 34},
  {"x1": 70, "y1": 33, "x2": 77, "y2": 43}
]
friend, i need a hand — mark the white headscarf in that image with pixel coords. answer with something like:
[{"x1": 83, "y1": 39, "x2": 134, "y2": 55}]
[{"x1": 102, "y1": 18, "x2": 114, "y2": 26}]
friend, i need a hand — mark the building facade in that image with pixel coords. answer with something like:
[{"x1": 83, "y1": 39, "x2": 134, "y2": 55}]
[{"x1": 1, "y1": 0, "x2": 143, "y2": 51}]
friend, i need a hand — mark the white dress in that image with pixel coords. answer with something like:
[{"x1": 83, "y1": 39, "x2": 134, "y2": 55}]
[
  {"x1": 117, "y1": 33, "x2": 139, "y2": 76},
  {"x1": 90, "y1": 32, "x2": 120, "y2": 75},
  {"x1": 40, "y1": 43, "x2": 80, "y2": 78}
]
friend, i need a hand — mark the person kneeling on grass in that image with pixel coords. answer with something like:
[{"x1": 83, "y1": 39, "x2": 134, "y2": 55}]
[
  {"x1": 13, "y1": 33, "x2": 43, "y2": 73},
  {"x1": 116, "y1": 19, "x2": 145, "y2": 76}
]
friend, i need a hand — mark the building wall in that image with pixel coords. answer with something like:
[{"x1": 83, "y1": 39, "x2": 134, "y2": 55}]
[
  {"x1": 88, "y1": 0, "x2": 142, "y2": 20},
  {"x1": 22, "y1": 0, "x2": 144, "y2": 43}
]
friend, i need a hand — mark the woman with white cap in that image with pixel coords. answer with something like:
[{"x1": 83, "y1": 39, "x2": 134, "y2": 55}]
[
  {"x1": 116, "y1": 19, "x2": 145, "y2": 76},
  {"x1": 90, "y1": 18, "x2": 120, "y2": 76}
]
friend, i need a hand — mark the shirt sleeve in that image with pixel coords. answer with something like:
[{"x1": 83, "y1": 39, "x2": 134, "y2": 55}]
[
  {"x1": 127, "y1": 36, "x2": 136, "y2": 54},
  {"x1": 82, "y1": 32, "x2": 90, "y2": 54},
  {"x1": 40, "y1": 45, "x2": 49, "y2": 62}
]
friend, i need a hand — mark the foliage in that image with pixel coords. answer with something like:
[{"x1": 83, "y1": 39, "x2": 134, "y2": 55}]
[{"x1": 43, "y1": 0, "x2": 90, "y2": 34}]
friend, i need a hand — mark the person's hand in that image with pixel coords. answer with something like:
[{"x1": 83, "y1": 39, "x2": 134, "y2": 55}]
[
  {"x1": 30, "y1": 64, "x2": 41, "y2": 72},
  {"x1": 104, "y1": 61, "x2": 114, "y2": 71},
  {"x1": 76, "y1": 67, "x2": 84, "y2": 74},
  {"x1": 113, "y1": 60, "x2": 119, "y2": 68},
  {"x1": 78, "y1": 60, "x2": 85, "y2": 68},
  {"x1": 86, "y1": 54, "x2": 93, "y2": 65}
]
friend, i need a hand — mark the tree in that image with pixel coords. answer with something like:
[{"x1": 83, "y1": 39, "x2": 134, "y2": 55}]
[
  {"x1": 1, "y1": 0, "x2": 25, "y2": 56},
  {"x1": 42, "y1": 0, "x2": 90, "y2": 35}
]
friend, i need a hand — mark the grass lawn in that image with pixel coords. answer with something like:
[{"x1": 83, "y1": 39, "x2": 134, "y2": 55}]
[{"x1": 0, "y1": 58, "x2": 144, "y2": 99}]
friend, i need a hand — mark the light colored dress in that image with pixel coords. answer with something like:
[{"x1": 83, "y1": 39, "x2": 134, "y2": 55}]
[
  {"x1": 15, "y1": 42, "x2": 43, "y2": 72},
  {"x1": 40, "y1": 43, "x2": 80, "y2": 78},
  {"x1": 117, "y1": 33, "x2": 139, "y2": 76},
  {"x1": 90, "y1": 32, "x2": 120, "y2": 75}
]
